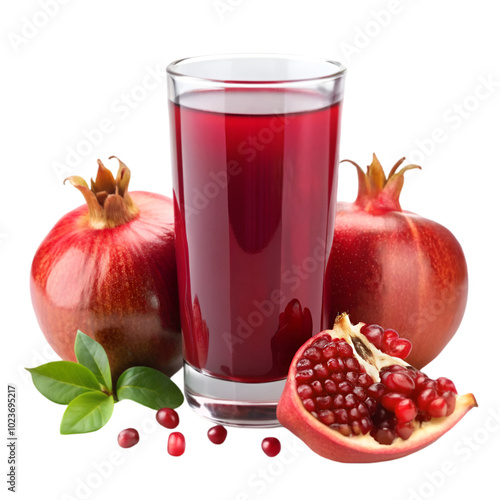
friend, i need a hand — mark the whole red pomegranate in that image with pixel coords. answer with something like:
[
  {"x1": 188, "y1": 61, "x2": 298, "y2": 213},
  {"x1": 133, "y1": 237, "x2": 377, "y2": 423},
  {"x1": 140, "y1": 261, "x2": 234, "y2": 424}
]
[
  {"x1": 30, "y1": 157, "x2": 182, "y2": 383},
  {"x1": 325, "y1": 155, "x2": 468, "y2": 368}
]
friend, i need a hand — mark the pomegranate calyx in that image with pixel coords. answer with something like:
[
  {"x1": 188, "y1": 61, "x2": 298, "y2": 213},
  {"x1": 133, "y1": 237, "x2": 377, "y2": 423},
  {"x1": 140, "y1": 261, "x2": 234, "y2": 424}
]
[
  {"x1": 64, "y1": 157, "x2": 139, "y2": 229},
  {"x1": 342, "y1": 154, "x2": 421, "y2": 214}
]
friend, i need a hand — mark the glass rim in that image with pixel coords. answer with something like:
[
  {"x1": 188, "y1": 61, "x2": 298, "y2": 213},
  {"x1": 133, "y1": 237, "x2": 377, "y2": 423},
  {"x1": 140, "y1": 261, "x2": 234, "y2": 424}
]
[{"x1": 166, "y1": 53, "x2": 346, "y2": 86}]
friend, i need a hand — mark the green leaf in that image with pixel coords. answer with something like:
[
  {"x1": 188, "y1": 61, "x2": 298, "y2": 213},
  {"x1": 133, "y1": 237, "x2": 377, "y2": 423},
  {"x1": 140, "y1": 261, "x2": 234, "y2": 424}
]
[
  {"x1": 116, "y1": 366, "x2": 184, "y2": 410},
  {"x1": 26, "y1": 361, "x2": 101, "y2": 404},
  {"x1": 60, "y1": 391, "x2": 114, "y2": 434},
  {"x1": 74, "y1": 331, "x2": 112, "y2": 391}
]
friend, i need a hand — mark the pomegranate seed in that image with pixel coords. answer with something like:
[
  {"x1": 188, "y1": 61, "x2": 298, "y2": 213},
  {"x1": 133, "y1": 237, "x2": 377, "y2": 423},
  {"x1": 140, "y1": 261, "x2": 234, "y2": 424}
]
[
  {"x1": 312, "y1": 338, "x2": 330, "y2": 349},
  {"x1": 372, "y1": 428, "x2": 396, "y2": 445},
  {"x1": 360, "y1": 324, "x2": 384, "y2": 349},
  {"x1": 303, "y1": 347, "x2": 322, "y2": 362},
  {"x1": 326, "y1": 358, "x2": 344, "y2": 372},
  {"x1": 387, "y1": 339, "x2": 412, "y2": 359},
  {"x1": 262, "y1": 437, "x2": 281, "y2": 457},
  {"x1": 316, "y1": 395, "x2": 333, "y2": 409},
  {"x1": 311, "y1": 380, "x2": 323, "y2": 394},
  {"x1": 332, "y1": 394, "x2": 345, "y2": 408},
  {"x1": 324, "y1": 379, "x2": 338, "y2": 394},
  {"x1": 322, "y1": 343, "x2": 337, "y2": 359},
  {"x1": 442, "y1": 391, "x2": 457, "y2": 416},
  {"x1": 344, "y1": 394, "x2": 358, "y2": 408},
  {"x1": 330, "y1": 423, "x2": 351, "y2": 436},
  {"x1": 117, "y1": 428, "x2": 139, "y2": 448},
  {"x1": 338, "y1": 381, "x2": 354, "y2": 395},
  {"x1": 417, "y1": 388, "x2": 438, "y2": 411},
  {"x1": 168, "y1": 432, "x2": 186, "y2": 456},
  {"x1": 297, "y1": 358, "x2": 313, "y2": 369},
  {"x1": 337, "y1": 341, "x2": 354, "y2": 358},
  {"x1": 346, "y1": 372, "x2": 359, "y2": 384},
  {"x1": 332, "y1": 372, "x2": 345, "y2": 383},
  {"x1": 382, "y1": 329, "x2": 399, "y2": 351},
  {"x1": 302, "y1": 398, "x2": 316, "y2": 412},
  {"x1": 333, "y1": 409, "x2": 349, "y2": 423},
  {"x1": 381, "y1": 371, "x2": 415, "y2": 395},
  {"x1": 156, "y1": 408, "x2": 180, "y2": 429},
  {"x1": 297, "y1": 384, "x2": 313, "y2": 399},
  {"x1": 207, "y1": 425, "x2": 227, "y2": 445},
  {"x1": 295, "y1": 369, "x2": 314, "y2": 383},
  {"x1": 396, "y1": 421, "x2": 414, "y2": 440},
  {"x1": 313, "y1": 363, "x2": 329, "y2": 379},
  {"x1": 353, "y1": 386, "x2": 367, "y2": 401},
  {"x1": 345, "y1": 358, "x2": 360, "y2": 371},
  {"x1": 437, "y1": 377, "x2": 457, "y2": 395},
  {"x1": 428, "y1": 398, "x2": 448, "y2": 418},
  {"x1": 381, "y1": 392, "x2": 406, "y2": 412},
  {"x1": 318, "y1": 409, "x2": 335, "y2": 425},
  {"x1": 367, "y1": 383, "x2": 386, "y2": 399},
  {"x1": 357, "y1": 373, "x2": 374, "y2": 388},
  {"x1": 348, "y1": 407, "x2": 362, "y2": 421},
  {"x1": 395, "y1": 399, "x2": 417, "y2": 423},
  {"x1": 364, "y1": 397, "x2": 378, "y2": 415}
]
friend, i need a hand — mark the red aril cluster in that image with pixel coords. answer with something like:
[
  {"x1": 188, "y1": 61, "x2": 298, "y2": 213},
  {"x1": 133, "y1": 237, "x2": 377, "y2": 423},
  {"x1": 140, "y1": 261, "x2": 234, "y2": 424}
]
[{"x1": 294, "y1": 327, "x2": 458, "y2": 445}]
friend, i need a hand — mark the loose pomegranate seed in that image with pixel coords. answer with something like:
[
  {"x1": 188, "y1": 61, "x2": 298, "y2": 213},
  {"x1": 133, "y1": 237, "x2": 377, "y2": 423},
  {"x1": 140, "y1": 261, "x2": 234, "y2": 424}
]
[
  {"x1": 168, "y1": 432, "x2": 186, "y2": 456},
  {"x1": 262, "y1": 437, "x2": 281, "y2": 457},
  {"x1": 207, "y1": 425, "x2": 227, "y2": 444},
  {"x1": 156, "y1": 408, "x2": 180, "y2": 429},
  {"x1": 118, "y1": 428, "x2": 139, "y2": 448}
]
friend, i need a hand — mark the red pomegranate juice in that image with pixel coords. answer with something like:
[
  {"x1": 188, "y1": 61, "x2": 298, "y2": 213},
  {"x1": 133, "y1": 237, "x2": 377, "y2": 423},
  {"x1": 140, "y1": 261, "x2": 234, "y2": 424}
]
[{"x1": 170, "y1": 89, "x2": 342, "y2": 382}]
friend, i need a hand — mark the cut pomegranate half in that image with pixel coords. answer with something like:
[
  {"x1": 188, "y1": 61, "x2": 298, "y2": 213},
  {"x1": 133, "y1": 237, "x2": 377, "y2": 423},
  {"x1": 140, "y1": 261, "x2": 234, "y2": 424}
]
[{"x1": 277, "y1": 314, "x2": 477, "y2": 463}]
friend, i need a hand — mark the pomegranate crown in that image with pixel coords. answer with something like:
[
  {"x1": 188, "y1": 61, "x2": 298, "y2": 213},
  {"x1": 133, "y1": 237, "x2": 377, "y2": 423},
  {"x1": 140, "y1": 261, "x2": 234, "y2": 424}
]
[
  {"x1": 342, "y1": 154, "x2": 421, "y2": 213},
  {"x1": 64, "y1": 157, "x2": 139, "y2": 229}
]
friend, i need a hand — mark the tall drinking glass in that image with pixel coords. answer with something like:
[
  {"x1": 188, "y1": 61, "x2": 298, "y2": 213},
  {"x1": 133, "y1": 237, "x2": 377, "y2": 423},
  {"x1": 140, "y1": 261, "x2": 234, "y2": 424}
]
[{"x1": 167, "y1": 54, "x2": 345, "y2": 426}]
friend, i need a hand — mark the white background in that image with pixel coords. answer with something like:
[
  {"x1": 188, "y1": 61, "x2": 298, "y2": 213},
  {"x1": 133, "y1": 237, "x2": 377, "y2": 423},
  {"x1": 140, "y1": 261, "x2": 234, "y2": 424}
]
[{"x1": 1, "y1": 1, "x2": 499, "y2": 499}]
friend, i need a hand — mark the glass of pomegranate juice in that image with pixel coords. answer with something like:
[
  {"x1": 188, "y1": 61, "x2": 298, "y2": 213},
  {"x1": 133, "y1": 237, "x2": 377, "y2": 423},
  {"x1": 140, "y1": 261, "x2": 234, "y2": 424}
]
[{"x1": 167, "y1": 54, "x2": 345, "y2": 426}]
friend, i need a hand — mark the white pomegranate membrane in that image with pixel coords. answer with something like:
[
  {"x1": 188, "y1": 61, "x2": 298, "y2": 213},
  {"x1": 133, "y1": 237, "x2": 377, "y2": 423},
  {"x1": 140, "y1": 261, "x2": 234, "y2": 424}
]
[{"x1": 294, "y1": 325, "x2": 458, "y2": 445}]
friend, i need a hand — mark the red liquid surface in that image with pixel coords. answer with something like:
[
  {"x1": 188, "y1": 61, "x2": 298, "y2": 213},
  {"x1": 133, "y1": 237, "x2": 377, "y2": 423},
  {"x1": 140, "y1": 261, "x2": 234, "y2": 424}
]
[{"x1": 170, "y1": 89, "x2": 342, "y2": 382}]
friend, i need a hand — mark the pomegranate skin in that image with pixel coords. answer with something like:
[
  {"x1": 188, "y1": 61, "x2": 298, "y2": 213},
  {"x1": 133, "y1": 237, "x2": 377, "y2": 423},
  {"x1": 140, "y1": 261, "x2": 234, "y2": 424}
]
[
  {"x1": 325, "y1": 157, "x2": 468, "y2": 369},
  {"x1": 30, "y1": 191, "x2": 182, "y2": 383}
]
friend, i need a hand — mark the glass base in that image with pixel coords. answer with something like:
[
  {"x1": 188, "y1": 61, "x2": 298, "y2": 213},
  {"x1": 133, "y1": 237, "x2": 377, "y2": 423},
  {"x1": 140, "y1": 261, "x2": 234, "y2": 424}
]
[{"x1": 183, "y1": 363, "x2": 285, "y2": 427}]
